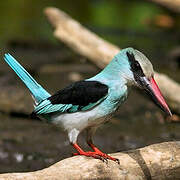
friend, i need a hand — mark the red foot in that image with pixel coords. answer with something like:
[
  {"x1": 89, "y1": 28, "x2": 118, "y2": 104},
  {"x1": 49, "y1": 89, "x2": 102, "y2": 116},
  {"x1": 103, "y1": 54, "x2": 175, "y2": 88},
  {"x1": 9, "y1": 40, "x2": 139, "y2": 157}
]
[
  {"x1": 73, "y1": 151, "x2": 119, "y2": 163},
  {"x1": 72, "y1": 143, "x2": 119, "y2": 164}
]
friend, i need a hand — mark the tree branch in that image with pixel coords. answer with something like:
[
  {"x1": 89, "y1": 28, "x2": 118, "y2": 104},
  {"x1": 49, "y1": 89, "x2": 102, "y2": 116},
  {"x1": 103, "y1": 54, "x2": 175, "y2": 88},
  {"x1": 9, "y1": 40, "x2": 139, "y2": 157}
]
[
  {"x1": 148, "y1": 0, "x2": 180, "y2": 13},
  {"x1": 44, "y1": 7, "x2": 180, "y2": 114},
  {"x1": 0, "y1": 141, "x2": 180, "y2": 179}
]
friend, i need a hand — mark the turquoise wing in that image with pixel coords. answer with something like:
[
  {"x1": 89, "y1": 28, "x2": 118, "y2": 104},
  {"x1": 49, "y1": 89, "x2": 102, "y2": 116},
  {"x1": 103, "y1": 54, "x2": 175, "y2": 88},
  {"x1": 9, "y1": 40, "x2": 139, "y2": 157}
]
[
  {"x1": 33, "y1": 80, "x2": 109, "y2": 115},
  {"x1": 33, "y1": 94, "x2": 107, "y2": 115}
]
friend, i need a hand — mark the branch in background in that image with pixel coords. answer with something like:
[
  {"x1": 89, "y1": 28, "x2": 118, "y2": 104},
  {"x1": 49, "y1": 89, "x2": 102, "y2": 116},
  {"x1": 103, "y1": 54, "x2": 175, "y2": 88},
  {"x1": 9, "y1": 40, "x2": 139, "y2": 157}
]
[
  {"x1": 148, "y1": 0, "x2": 180, "y2": 13},
  {"x1": 45, "y1": 7, "x2": 180, "y2": 114},
  {"x1": 0, "y1": 141, "x2": 180, "y2": 179},
  {"x1": 45, "y1": 8, "x2": 119, "y2": 69}
]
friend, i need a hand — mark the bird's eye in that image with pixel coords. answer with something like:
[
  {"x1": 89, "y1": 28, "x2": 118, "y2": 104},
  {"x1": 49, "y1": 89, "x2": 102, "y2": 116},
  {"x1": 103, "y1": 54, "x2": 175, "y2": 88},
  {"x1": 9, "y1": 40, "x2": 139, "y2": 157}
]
[
  {"x1": 135, "y1": 61, "x2": 140, "y2": 67},
  {"x1": 133, "y1": 61, "x2": 141, "y2": 71},
  {"x1": 126, "y1": 52, "x2": 145, "y2": 77}
]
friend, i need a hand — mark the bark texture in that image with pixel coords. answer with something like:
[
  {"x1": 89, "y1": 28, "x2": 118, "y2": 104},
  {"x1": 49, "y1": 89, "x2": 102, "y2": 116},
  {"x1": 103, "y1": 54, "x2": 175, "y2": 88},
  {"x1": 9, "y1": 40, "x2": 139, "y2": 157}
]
[
  {"x1": 44, "y1": 7, "x2": 180, "y2": 114},
  {"x1": 0, "y1": 141, "x2": 180, "y2": 180}
]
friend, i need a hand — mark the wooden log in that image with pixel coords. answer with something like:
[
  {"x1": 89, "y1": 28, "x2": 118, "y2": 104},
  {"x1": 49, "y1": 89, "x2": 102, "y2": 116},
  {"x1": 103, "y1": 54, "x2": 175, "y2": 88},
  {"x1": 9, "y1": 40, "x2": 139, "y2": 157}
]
[
  {"x1": 44, "y1": 7, "x2": 119, "y2": 69},
  {"x1": 44, "y1": 7, "x2": 180, "y2": 114},
  {"x1": 148, "y1": 0, "x2": 180, "y2": 13},
  {"x1": 0, "y1": 141, "x2": 180, "y2": 179}
]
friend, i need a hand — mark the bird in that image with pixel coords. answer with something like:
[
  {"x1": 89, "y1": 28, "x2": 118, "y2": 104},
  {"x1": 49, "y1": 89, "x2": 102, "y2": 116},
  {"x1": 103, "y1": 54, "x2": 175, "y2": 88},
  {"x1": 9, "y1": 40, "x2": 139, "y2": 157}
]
[{"x1": 4, "y1": 47, "x2": 172, "y2": 163}]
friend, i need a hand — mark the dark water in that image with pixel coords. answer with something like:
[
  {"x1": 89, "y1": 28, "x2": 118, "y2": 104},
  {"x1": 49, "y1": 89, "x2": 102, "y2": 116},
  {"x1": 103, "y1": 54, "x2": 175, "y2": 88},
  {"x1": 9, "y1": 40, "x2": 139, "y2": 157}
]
[{"x1": 1, "y1": 0, "x2": 180, "y2": 174}]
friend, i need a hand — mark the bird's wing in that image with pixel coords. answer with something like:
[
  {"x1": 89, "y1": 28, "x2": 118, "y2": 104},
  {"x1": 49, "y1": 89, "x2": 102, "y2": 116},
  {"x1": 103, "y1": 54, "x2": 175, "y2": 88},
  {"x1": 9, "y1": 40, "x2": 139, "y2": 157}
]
[{"x1": 32, "y1": 80, "x2": 108, "y2": 115}]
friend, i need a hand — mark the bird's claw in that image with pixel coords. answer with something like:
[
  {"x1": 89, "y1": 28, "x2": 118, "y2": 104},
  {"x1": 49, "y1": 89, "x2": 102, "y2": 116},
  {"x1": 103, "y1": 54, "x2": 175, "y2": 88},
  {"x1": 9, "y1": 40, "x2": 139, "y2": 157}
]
[
  {"x1": 102, "y1": 155, "x2": 120, "y2": 165},
  {"x1": 97, "y1": 153, "x2": 120, "y2": 164},
  {"x1": 102, "y1": 157, "x2": 108, "y2": 164},
  {"x1": 73, "y1": 151, "x2": 120, "y2": 164},
  {"x1": 115, "y1": 158, "x2": 120, "y2": 165}
]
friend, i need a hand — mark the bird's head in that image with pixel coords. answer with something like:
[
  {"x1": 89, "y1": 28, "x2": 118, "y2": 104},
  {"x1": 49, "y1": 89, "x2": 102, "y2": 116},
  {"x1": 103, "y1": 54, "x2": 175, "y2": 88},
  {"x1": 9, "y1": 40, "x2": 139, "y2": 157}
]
[{"x1": 113, "y1": 47, "x2": 172, "y2": 116}]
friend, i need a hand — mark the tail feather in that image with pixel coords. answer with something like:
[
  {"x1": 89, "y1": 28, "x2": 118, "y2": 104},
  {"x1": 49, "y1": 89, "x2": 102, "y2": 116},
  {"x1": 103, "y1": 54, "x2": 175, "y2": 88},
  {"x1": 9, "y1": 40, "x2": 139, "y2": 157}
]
[{"x1": 4, "y1": 53, "x2": 51, "y2": 104}]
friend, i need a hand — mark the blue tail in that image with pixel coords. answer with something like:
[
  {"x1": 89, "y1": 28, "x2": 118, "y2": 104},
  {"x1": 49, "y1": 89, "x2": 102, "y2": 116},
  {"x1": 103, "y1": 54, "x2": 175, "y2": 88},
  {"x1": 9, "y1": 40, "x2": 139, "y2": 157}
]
[{"x1": 4, "y1": 54, "x2": 51, "y2": 104}]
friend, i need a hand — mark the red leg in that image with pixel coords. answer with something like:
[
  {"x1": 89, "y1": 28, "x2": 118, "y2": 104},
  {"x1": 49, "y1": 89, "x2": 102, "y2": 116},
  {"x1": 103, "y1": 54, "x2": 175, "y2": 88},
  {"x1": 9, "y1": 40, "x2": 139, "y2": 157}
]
[
  {"x1": 87, "y1": 141, "x2": 119, "y2": 164},
  {"x1": 72, "y1": 143, "x2": 106, "y2": 160},
  {"x1": 72, "y1": 143, "x2": 119, "y2": 163}
]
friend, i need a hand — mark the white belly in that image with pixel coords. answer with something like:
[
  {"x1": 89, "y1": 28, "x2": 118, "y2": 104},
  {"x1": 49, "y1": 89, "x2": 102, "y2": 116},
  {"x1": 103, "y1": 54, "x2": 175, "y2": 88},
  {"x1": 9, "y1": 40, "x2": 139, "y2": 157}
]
[{"x1": 50, "y1": 105, "x2": 110, "y2": 132}]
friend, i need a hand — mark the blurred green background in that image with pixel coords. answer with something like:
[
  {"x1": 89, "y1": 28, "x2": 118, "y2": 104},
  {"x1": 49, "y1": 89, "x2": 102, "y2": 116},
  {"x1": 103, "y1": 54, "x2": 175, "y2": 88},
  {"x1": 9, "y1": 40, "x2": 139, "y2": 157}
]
[
  {"x1": 0, "y1": 0, "x2": 180, "y2": 173},
  {"x1": 1, "y1": 0, "x2": 179, "y2": 52}
]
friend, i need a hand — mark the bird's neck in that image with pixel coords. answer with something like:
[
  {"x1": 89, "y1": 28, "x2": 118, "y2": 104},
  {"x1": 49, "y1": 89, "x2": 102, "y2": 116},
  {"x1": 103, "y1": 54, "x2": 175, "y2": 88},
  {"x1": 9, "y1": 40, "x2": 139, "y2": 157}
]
[{"x1": 90, "y1": 58, "x2": 133, "y2": 87}]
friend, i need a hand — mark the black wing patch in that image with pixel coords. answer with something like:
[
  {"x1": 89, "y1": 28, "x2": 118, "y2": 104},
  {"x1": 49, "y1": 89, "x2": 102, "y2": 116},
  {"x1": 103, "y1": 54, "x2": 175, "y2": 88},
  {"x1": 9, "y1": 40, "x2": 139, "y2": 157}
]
[{"x1": 48, "y1": 80, "x2": 108, "y2": 107}]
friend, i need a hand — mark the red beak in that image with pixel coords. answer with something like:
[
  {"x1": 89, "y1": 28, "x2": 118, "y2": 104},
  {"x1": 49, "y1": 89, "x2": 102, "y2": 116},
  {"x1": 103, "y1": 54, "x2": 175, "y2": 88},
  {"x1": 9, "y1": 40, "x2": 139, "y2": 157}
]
[{"x1": 141, "y1": 77, "x2": 172, "y2": 116}]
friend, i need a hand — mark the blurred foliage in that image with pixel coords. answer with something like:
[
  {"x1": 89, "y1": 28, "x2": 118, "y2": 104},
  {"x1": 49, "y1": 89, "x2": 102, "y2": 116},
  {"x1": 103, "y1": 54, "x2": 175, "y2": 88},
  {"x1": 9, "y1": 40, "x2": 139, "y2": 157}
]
[
  {"x1": 90, "y1": 0, "x2": 165, "y2": 30},
  {"x1": 0, "y1": 0, "x2": 179, "y2": 56}
]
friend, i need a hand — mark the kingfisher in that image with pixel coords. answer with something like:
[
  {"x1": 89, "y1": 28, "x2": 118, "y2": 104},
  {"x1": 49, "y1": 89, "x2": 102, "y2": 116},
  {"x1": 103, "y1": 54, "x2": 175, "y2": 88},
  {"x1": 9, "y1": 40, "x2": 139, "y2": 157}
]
[{"x1": 4, "y1": 48, "x2": 171, "y2": 163}]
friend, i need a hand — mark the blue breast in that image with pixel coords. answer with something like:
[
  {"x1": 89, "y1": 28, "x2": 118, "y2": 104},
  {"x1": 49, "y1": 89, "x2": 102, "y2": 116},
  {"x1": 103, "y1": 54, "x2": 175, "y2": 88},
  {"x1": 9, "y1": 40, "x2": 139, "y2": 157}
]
[{"x1": 97, "y1": 84, "x2": 128, "y2": 116}]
